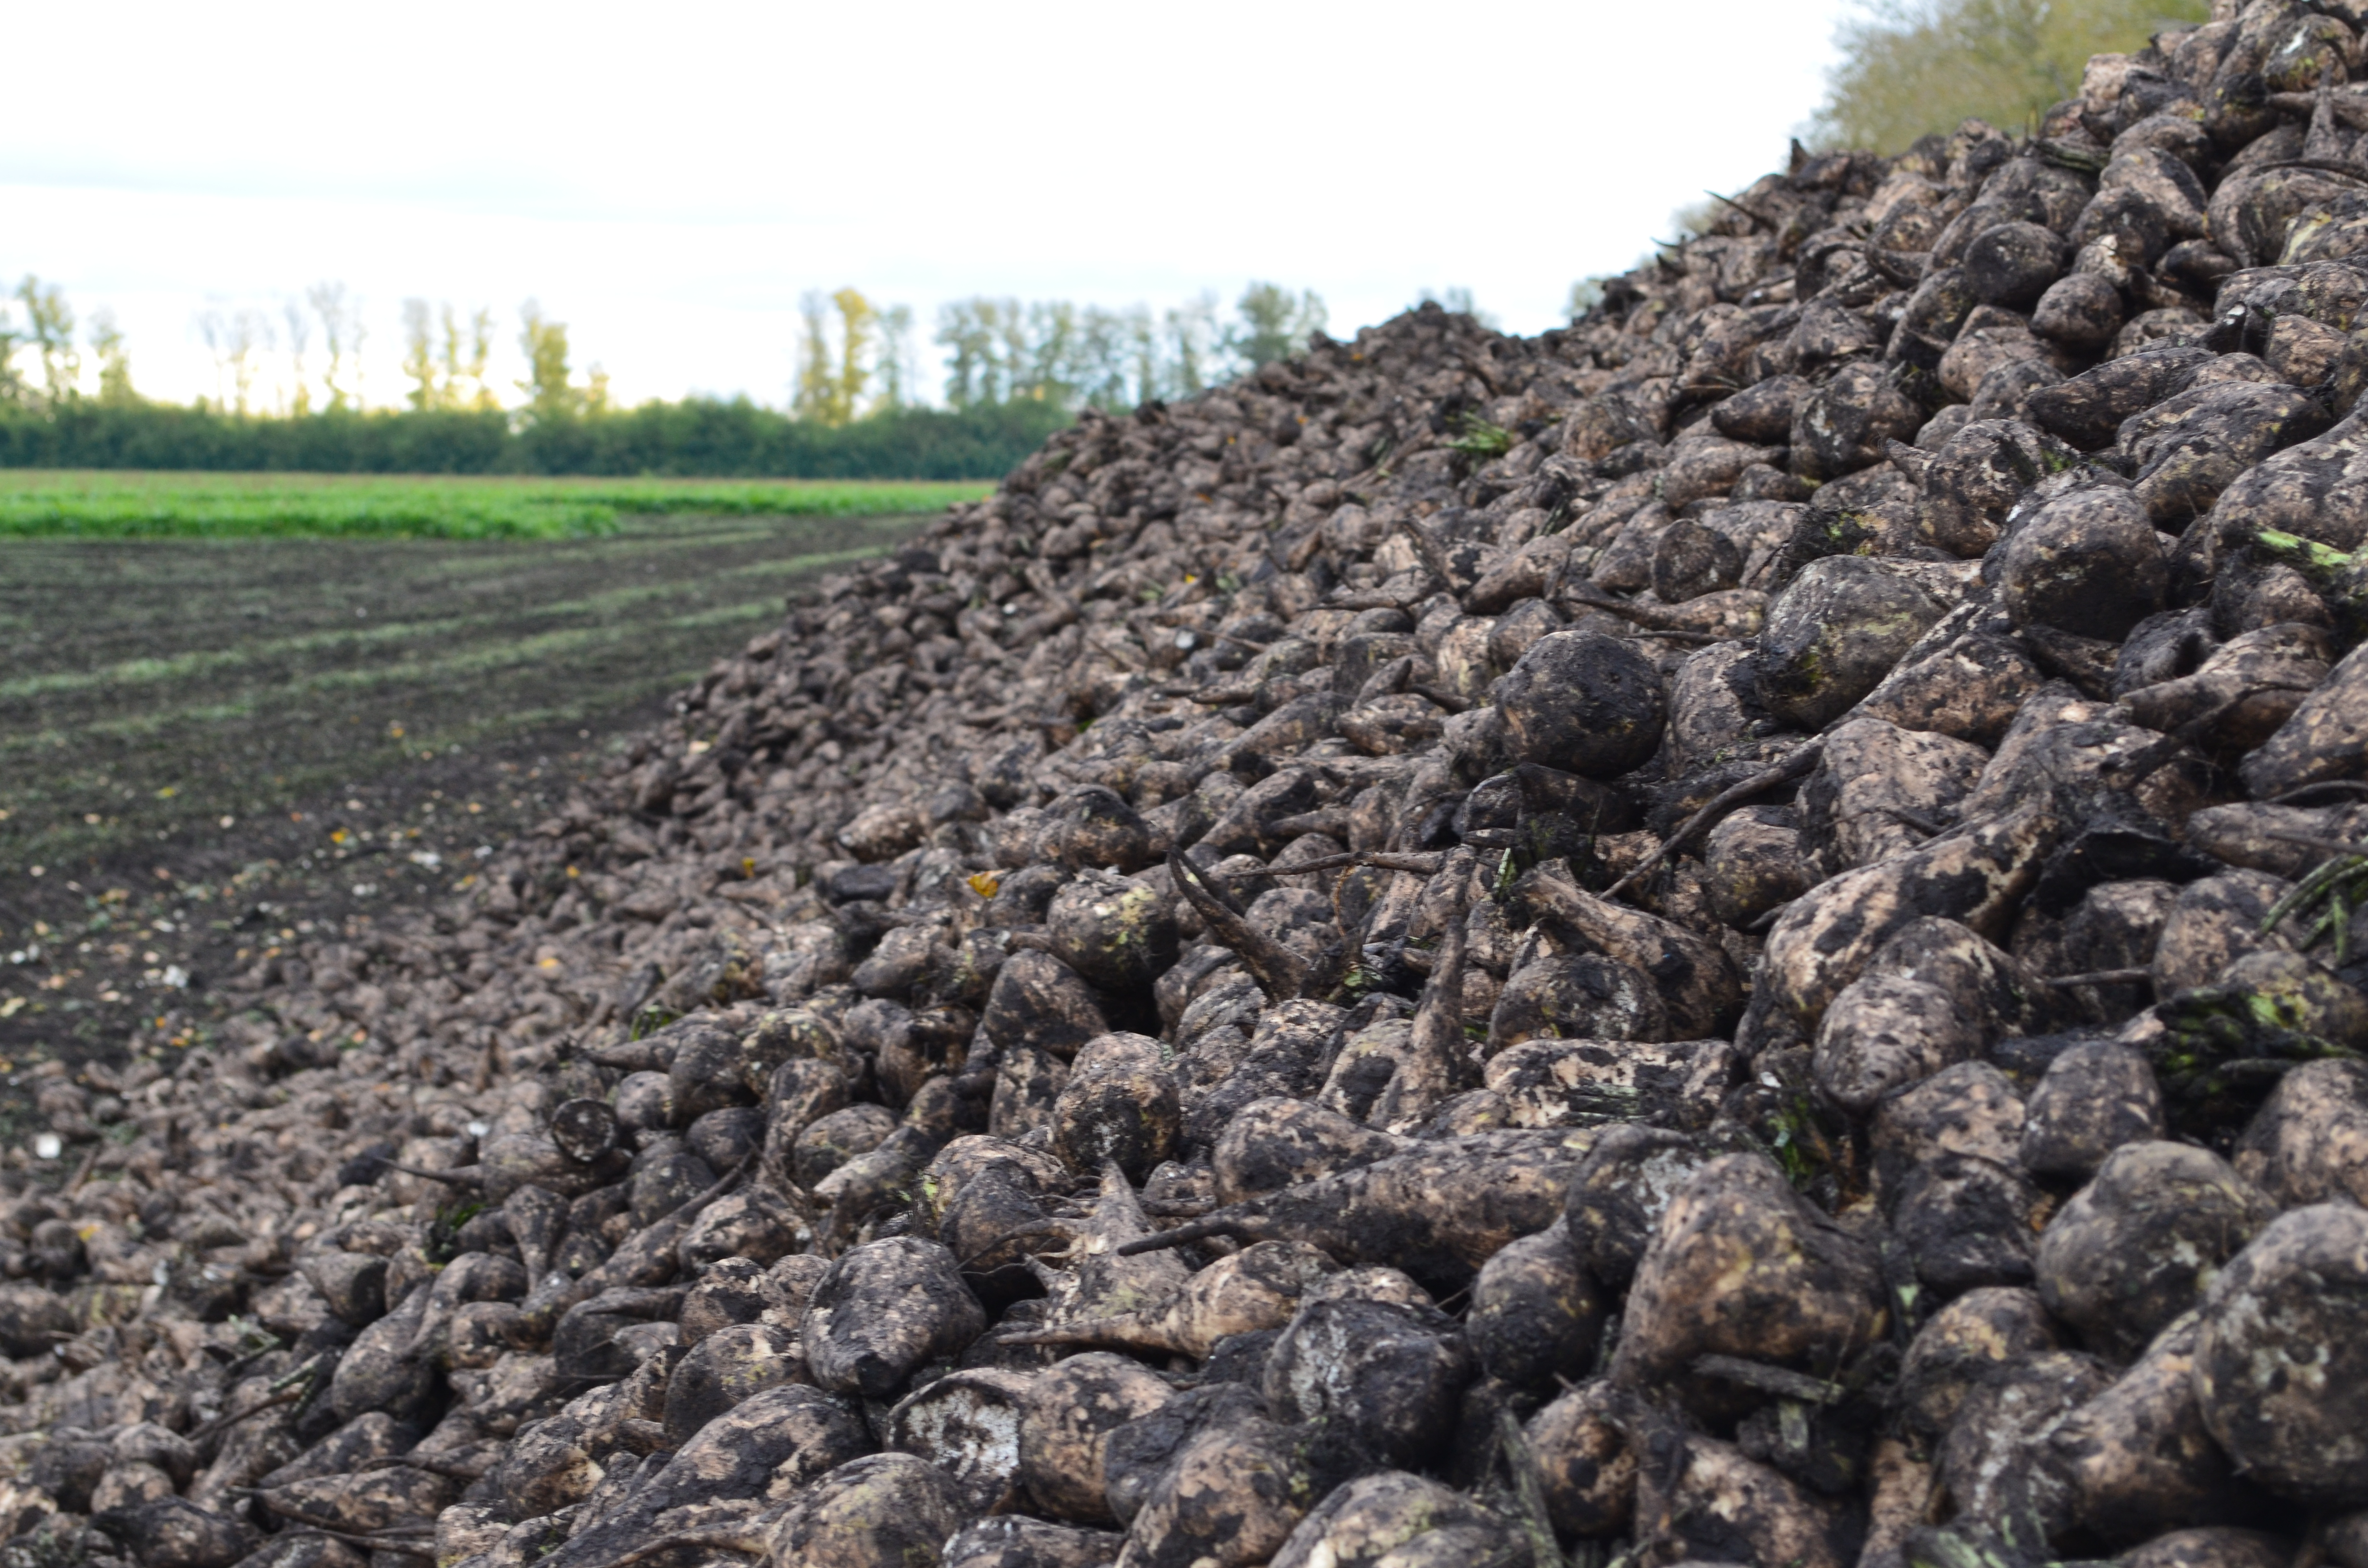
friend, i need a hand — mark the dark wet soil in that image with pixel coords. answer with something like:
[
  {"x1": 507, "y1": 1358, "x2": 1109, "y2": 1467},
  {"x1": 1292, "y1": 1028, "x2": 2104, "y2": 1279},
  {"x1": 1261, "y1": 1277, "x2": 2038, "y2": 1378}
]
[{"x1": 0, "y1": 512, "x2": 926, "y2": 1099}]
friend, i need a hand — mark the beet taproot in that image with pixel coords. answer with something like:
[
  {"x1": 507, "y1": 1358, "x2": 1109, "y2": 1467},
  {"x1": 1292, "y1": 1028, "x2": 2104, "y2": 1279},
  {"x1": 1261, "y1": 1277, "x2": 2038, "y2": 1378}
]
[
  {"x1": 2194, "y1": 1202, "x2": 2368, "y2": 1504},
  {"x1": 805, "y1": 1237, "x2": 987, "y2": 1399},
  {"x1": 2036, "y1": 1141, "x2": 2274, "y2": 1361},
  {"x1": 1612, "y1": 1153, "x2": 1887, "y2": 1421}
]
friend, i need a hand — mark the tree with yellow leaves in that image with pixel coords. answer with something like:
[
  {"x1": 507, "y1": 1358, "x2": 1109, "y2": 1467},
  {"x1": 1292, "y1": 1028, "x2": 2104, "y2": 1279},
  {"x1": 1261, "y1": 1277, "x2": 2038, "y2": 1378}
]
[
  {"x1": 873, "y1": 304, "x2": 916, "y2": 413},
  {"x1": 308, "y1": 282, "x2": 363, "y2": 411},
  {"x1": 448, "y1": 306, "x2": 500, "y2": 412},
  {"x1": 517, "y1": 299, "x2": 605, "y2": 425},
  {"x1": 792, "y1": 288, "x2": 880, "y2": 426},
  {"x1": 1812, "y1": 0, "x2": 2208, "y2": 152},
  {"x1": 793, "y1": 292, "x2": 834, "y2": 423},
  {"x1": 402, "y1": 301, "x2": 501, "y2": 412},
  {"x1": 400, "y1": 298, "x2": 439, "y2": 411},
  {"x1": 15, "y1": 277, "x2": 80, "y2": 407},
  {"x1": 87, "y1": 309, "x2": 135, "y2": 405},
  {"x1": 832, "y1": 288, "x2": 876, "y2": 426}
]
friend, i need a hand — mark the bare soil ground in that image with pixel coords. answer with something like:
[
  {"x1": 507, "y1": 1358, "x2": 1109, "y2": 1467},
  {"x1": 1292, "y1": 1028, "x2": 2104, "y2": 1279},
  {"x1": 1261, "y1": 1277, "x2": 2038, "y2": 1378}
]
[{"x1": 0, "y1": 512, "x2": 925, "y2": 1106}]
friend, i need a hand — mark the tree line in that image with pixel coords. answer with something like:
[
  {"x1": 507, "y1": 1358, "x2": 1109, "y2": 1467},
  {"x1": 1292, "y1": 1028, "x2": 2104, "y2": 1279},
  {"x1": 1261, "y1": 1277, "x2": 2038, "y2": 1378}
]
[
  {"x1": 0, "y1": 395, "x2": 1076, "y2": 480},
  {"x1": 789, "y1": 283, "x2": 1324, "y2": 425},
  {"x1": 0, "y1": 275, "x2": 1331, "y2": 476}
]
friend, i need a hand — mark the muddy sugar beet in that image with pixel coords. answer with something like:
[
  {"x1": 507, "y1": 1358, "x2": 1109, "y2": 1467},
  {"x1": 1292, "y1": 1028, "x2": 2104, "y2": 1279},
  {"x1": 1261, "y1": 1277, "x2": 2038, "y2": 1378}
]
[{"x1": 31, "y1": 17, "x2": 2368, "y2": 1565}]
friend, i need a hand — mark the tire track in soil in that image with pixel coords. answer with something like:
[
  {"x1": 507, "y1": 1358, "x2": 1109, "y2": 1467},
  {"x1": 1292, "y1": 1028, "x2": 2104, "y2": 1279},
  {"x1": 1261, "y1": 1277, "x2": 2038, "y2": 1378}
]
[{"x1": 0, "y1": 511, "x2": 928, "y2": 1123}]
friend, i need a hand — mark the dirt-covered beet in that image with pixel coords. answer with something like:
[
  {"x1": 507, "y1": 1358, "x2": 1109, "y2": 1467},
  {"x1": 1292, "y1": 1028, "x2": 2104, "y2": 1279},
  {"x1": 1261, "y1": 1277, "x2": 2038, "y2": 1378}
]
[
  {"x1": 803, "y1": 1237, "x2": 987, "y2": 1398},
  {"x1": 1493, "y1": 630, "x2": 1666, "y2": 779},
  {"x1": 1995, "y1": 484, "x2": 2171, "y2": 641},
  {"x1": 1016, "y1": 1353, "x2": 1172, "y2": 1523},
  {"x1": 2193, "y1": 1203, "x2": 2368, "y2": 1506},
  {"x1": 1752, "y1": 556, "x2": 1961, "y2": 730},
  {"x1": 1611, "y1": 1153, "x2": 1887, "y2": 1421},
  {"x1": 2035, "y1": 1141, "x2": 2274, "y2": 1362}
]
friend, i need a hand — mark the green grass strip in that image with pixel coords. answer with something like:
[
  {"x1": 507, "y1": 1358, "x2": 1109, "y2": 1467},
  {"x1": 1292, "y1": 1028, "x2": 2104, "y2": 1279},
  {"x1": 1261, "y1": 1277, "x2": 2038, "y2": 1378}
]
[{"x1": 0, "y1": 470, "x2": 992, "y2": 539}]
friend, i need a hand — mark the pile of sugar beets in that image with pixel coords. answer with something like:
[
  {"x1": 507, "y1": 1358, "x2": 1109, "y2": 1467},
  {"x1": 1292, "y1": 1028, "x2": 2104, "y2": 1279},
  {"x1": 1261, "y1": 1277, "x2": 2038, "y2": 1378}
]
[{"x1": 32, "y1": 6, "x2": 2368, "y2": 1566}]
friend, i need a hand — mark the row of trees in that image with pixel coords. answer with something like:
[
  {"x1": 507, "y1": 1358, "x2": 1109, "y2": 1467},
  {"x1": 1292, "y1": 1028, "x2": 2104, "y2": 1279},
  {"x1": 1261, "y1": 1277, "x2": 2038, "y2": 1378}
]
[
  {"x1": 0, "y1": 398, "x2": 1073, "y2": 478},
  {"x1": 0, "y1": 276, "x2": 1344, "y2": 476},
  {"x1": 0, "y1": 278, "x2": 1334, "y2": 430},
  {"x1": 0, "y1": 277, "x2": 129, "y2": 409},
  {"x1": 935, "y1": 283, "x2": 1325, "y2": 415},
  {"x1": 0, "y1": 276, "x2": 610, "y2": 427},
  {"x1": 785, "y1": 283, "x2": 1327, "y2": 428},
  {"x1": 188, "y1": 286, "x2": 362, "y2": 418},
  {"x1": 400, "y1": 298, "x2": 609, "y2": 424},
  {"x1": 0, "y1": 280, "x2": 1307, "y2": 478}
]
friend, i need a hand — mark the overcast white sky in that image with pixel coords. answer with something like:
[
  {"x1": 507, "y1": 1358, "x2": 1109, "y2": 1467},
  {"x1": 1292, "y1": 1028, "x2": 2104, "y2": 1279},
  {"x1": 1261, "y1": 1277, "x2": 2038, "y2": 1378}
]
[{"x1": 4, "y1": 0, "x2": 1857, "y2": 410}]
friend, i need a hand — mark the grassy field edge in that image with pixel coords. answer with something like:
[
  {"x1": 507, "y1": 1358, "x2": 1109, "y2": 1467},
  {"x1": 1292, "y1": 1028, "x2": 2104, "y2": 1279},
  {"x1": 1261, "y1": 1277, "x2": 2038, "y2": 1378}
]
[{"x1": 0, "y1": 470, "x2": 992, "y2": 539}]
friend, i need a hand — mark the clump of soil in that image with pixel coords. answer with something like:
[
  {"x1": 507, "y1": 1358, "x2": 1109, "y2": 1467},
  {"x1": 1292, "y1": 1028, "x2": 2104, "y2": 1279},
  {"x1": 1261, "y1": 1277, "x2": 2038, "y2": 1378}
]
[{"x1": 20, "y1": 16, "x2": 2368, "y2": 1565}]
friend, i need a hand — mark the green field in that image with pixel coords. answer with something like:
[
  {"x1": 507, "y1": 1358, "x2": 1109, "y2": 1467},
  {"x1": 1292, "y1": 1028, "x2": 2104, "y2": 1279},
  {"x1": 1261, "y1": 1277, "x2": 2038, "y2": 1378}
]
[{"x1": 0, "y1": 470, "x2": 994, "y2": 539}]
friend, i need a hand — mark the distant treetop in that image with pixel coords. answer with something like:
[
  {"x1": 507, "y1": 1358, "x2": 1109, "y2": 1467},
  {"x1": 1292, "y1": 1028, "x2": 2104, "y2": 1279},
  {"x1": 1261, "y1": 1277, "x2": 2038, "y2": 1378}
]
[{"x1": 1810, "y1": 0, "x2": 2211, "y2": 153}]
